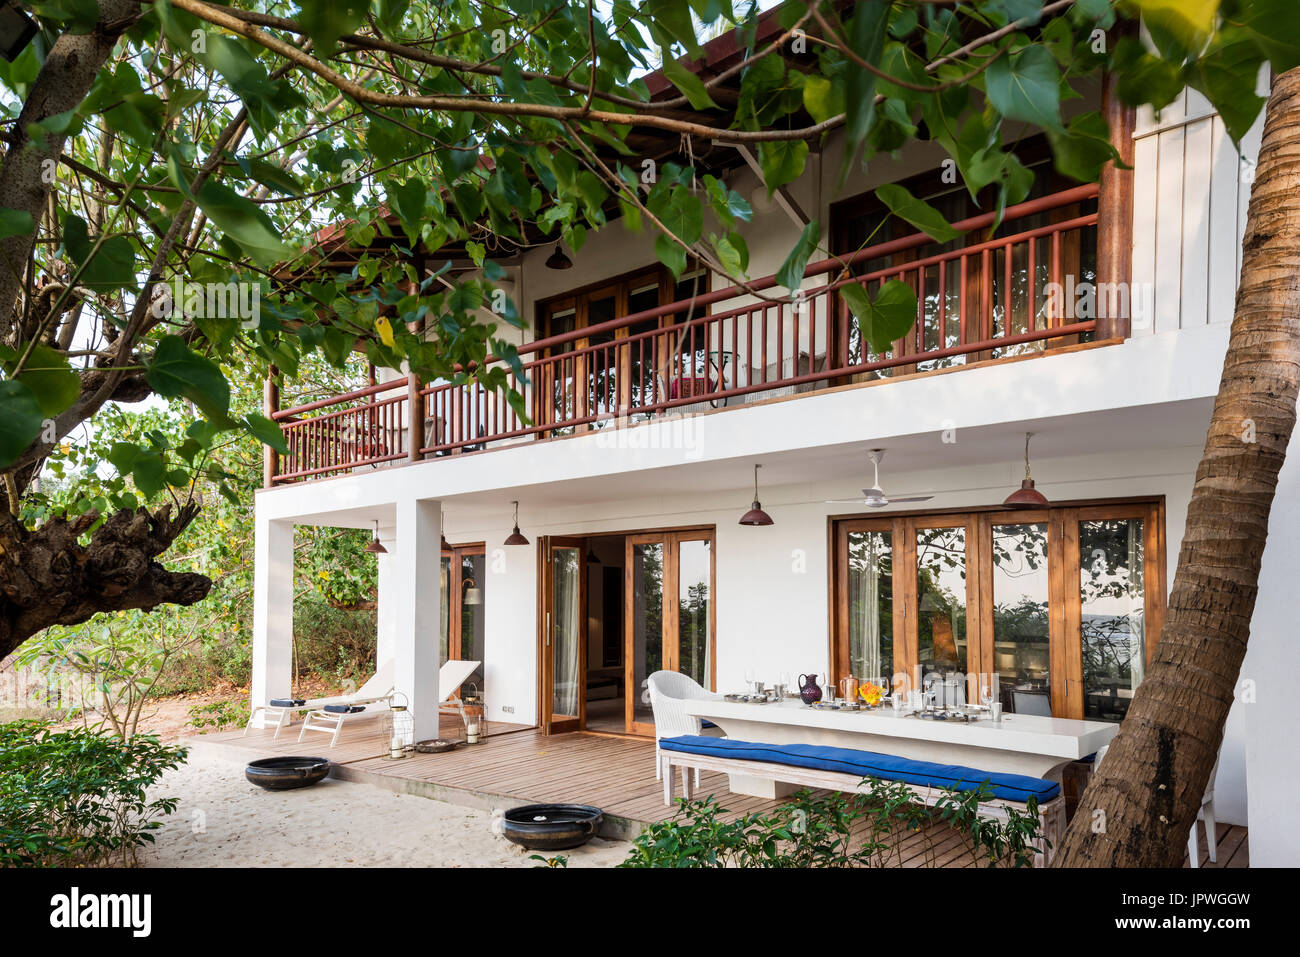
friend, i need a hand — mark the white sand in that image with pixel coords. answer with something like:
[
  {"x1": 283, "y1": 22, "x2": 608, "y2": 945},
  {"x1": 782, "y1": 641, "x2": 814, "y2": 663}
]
[{"x1": 140, "y1": 746, "x2": 629, "y2": 868}]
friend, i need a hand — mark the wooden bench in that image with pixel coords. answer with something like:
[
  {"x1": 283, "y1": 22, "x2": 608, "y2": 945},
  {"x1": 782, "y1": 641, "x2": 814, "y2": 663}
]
[{"x1": 660, "y1": 741, "x2": 1065, "y2": 867}]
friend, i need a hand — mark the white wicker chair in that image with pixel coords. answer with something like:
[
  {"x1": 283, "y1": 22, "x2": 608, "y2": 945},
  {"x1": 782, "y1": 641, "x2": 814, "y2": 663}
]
[{"x1": 647, "y1": 670, "x2": 723, "y2": 783}]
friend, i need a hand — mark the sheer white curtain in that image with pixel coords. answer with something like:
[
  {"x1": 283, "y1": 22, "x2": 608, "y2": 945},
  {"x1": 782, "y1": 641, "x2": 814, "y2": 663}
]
[
  {"x1": 851, "y1": 535, "x2": 884, "y2": 680},
  {"x1": 552, "y1": 552, "x2": 581, "y2": 716}
]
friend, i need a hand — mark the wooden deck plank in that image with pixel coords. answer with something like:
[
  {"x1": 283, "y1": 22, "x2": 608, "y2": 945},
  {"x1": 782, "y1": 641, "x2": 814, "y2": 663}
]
[{"x1": 190, "y1": 724, "x2": 1247, "y2": 866}]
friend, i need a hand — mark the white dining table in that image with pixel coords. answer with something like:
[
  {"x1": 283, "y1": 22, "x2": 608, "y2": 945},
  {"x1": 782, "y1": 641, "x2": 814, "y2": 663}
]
[{"x1": 683, "y1": 698, "x2": 1118, "y2": 799}]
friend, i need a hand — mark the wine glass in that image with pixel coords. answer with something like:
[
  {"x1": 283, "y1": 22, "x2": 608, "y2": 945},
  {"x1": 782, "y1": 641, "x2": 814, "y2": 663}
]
[
  {"x1": 980, "y1": 676, "x2": 996, "y2": 712},
  {"x1": 923, "y1": 672, "x2": 937, "y2": 712},
  {"x1": 743, "y1": 666, "x2": 757, "y2": 696}
]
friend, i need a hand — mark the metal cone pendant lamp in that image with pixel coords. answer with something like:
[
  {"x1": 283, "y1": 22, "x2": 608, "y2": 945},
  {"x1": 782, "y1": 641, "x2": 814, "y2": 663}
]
[
  {"x1": 504, "y1": 500, "x2": 530, "y2": 546},
  {"x1": 1003, "y1": 433, "x2": 1050, "y2": 508},
  {"x1": 364, "y1": 519, "x2": 388, "y2": 554},
  {"x1": 738, "y1": 464, "x2": 775, "y2": 526}
]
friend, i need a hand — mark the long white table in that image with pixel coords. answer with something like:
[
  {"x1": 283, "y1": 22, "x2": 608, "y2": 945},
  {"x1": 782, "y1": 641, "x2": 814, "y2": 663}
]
[{"x1": 684, "y1": 699, "x2": 1118, "y2": 798}]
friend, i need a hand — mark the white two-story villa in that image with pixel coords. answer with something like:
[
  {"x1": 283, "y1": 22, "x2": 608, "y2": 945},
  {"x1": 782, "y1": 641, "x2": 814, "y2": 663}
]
[{"x1": 248, "y1": 13, "x2": 1296, "y2": 864}]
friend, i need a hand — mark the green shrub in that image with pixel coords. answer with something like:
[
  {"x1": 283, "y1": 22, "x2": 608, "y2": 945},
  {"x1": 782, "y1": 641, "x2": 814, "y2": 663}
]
[
  {"x1": 186, "y1": 699, "x2": 248, "y2": 732},
  {"x1": 620, "y1": 780, "x2": 1045, "y2": 868},
  {"x1": 0, "y1": 721, "x2": 188, "y2": 867}
]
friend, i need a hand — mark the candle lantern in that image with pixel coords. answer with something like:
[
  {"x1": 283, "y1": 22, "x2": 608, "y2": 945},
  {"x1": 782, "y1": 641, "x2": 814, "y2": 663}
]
[
  {"x1": 380, "y1": 692, "x2": 415, "y2": 759},
  {"x1": 461, "y1": 685, "x2": 486, "y2": 744}
]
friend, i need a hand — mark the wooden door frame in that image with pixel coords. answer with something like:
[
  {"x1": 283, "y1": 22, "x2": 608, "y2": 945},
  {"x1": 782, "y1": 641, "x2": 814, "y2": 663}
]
[
  {"x1": 441, "y1": 543, "x2": 486, "y2": 665},
  {"x1": 623, "y1": 528, "x2": 717, "y2": 737},
  {"x1": 540, "y1": 536, "x2": 587, "y2": 734}
]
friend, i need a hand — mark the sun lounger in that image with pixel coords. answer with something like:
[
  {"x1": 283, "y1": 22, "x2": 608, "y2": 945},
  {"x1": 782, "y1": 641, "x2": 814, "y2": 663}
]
[{"x1": 294, "y1": 658, "x2": 481, "y2": 747}]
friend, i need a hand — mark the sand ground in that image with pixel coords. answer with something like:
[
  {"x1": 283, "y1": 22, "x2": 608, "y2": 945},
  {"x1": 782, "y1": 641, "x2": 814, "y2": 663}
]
[{"x1": 139, "y1": 746, "x2": 628, "y2": 868}]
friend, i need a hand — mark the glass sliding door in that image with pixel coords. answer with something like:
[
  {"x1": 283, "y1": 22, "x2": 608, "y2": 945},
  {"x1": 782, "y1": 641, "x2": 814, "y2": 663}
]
[
  {"x1": 441, "y1": 544, "x2": 486, "y2": 687},
  {"x1": 543, "y1": 539, "x2": 585, "y2": 733},
  {"x1": 990, "y1": 518, "x2": 1053, "y2": 715},
  {"x1": 914, "y1": 521, "x2": 971, "y2": 702},
  {"x1": 1078, "y1": 515, "x2": 1146, "y2": 721},
  {"x1": 835, "y1": 521, "x2": 895, "y2": 687},
  {"x1": 625, "y1": 529, "x2": 715, "y2": 735},
  {"x1": 626, "y1": 536, "x2": 664, "y2": 733},
  {"x1": 677, "y1": 537, "x2": 712, "y2": 690}
]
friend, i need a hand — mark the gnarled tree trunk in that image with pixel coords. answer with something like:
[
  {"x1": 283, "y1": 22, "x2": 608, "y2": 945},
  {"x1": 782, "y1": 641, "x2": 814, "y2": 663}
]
[
  {"x1": 0, "y1": 504, "x2": 210, "y2": 661},
  {"x1": 1055, "y1": 66, "x2": 1300, "y2": 866}
]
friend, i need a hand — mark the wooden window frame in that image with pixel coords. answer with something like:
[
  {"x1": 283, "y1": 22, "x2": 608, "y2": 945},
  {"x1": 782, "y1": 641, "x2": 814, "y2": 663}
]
[
  {"x1": 442, "y1": 542, "x2": 486, "y2": 669},
  {"x1": 830, "y1": 499, "x2": 1165, "y2": 720}
]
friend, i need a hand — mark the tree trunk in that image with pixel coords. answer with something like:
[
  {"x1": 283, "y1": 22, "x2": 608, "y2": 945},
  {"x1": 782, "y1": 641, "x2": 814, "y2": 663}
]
[
  {"x1": 0, "y1": 0, "x2": 140, "y2": 334},
  {"x1": 0, "y1": 504, "x2": 210, "y2": 661},
  {"x1": 1055, "y1": 67, "x2": 1300, "y2": 867}
]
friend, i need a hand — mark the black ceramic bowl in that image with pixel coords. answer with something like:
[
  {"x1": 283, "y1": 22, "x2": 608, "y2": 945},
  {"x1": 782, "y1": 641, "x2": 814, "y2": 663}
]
[
  {"x1": 501, "y1": 803, "x2": 604, "y2": 851},
  {"x1": 245, "y1": 756, "x2": 331, "y2": 790}
]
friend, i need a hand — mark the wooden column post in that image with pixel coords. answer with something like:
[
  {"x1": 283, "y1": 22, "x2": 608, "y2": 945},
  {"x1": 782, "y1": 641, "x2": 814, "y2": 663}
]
[
  {"x1": 263, "y1": 365, "x2": 279, "y2": 488},
  {"x1": 408, "y1": 370, "x2": 423, "y2": 462},
  {"x1": 1096, "y1": 65, "x2": 1136, "y2": 340}
]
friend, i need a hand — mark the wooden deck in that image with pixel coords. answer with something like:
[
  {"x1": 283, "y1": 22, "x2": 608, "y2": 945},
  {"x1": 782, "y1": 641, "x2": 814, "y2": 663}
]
[{"x1": 192, "y1": 718, "x2": 1248, "y2": 867}]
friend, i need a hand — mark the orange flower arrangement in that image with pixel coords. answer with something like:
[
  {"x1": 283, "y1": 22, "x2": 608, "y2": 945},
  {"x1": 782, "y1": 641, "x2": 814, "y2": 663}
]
[{"x1": 857, "y1": 681, "x2": 884, "y2": 706}]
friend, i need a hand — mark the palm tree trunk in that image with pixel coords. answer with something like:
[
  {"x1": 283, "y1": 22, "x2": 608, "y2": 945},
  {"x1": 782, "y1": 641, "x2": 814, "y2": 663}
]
[{"x1": 1055, "y1": 66, "x2": 1300, "y2": 867}]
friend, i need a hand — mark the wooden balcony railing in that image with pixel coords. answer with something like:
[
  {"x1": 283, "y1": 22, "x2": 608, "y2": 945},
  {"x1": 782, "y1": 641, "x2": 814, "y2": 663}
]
[{"x1": 269, "y1": 184, "x2": 1101, "y2": 485}]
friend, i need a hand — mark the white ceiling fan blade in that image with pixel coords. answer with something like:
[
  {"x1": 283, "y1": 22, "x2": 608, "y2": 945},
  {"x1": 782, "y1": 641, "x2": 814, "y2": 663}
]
[
  {"x1": 825, "y1": 498, "x2": 870, "y2": 504},
  {"x1": 884, "y1": 495, "x2": 934, "y2": 503}
]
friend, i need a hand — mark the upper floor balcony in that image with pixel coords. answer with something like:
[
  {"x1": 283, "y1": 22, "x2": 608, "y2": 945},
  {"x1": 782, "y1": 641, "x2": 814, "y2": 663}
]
[{"x1": 265, "y1": 183, "x2": 1106, "y2": 486}]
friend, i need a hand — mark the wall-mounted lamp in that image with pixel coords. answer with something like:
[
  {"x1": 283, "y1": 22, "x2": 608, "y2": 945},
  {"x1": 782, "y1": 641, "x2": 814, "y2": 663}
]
[{"x1": 463, "y1": 577, "x2": 482, "y2": 605}]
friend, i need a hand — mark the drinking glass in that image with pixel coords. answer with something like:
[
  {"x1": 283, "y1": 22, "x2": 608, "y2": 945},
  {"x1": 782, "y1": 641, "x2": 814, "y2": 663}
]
[{"x1": 980, "y1": 676, "x2": 995, "y2": 711}]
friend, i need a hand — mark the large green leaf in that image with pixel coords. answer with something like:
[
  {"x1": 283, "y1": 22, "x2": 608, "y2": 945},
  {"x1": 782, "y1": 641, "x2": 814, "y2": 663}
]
[
  {"x1": 775, "y1": 220, "x2": 821, "y2": 291},
  {"x1": 0, "y1": 380, "x2": 45, "y2": 466},
  {"x1": 194, "y1": 180, "x2": 293, "y2": 266},
  {"x1": 1046, "y1": 111, "x2": 1122, "y2": 183},
  {"x1": 62, "y1": 214, "x2": 137, "y2": 292},
  {"x1": 660, "y1": 54, "x2": 719, "y2": 110},
  {"x1": 386, "y1": 179, "x2": 427, "y2": 244},
  {"x1": 757, "y1": 139, "x2": 809, "y2": 194},
  {"x1": 875, "y1": 184, "x2": 962, "y2": 243},
  {"x1": 242, "y1": 412, "x2": 289, "y2": 455},
  {"x1": 145, "y1": 335, "x2": 231, "y2": 421},
  {"x1": 296, "y1": 1, "x2": 370, "y2": 58},
  {"x1": 3, "y1": 345, "x2": 79, "y2": 417},
  {"x1": 842, "y1": 279, "x2": 918, "y2": 355},
  {"x1": 986, "y1": 45, "x2": 1065, "y2": 133}
]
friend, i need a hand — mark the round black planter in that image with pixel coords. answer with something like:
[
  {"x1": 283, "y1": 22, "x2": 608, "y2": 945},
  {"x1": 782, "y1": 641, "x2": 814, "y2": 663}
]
[
  {"x1": 245, "y1": 756, "x2": 331, "y2": 790},
  {"x1": 501, "y1": 804, "x2": 604, "y2": 851}
]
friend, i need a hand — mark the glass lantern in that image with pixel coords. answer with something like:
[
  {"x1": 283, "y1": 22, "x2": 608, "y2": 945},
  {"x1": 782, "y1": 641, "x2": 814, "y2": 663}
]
[
  {"x1": 461, "y1": 686, "x2": 486, "y2": 745},
  {"x1": 380, "y1": 692, "x2": 415, "y2": 758}
]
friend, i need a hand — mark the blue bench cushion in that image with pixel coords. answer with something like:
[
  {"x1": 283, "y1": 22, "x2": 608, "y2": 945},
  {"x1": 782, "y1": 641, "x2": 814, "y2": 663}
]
[
  {"x1": 269, "y1": 698, "x2": 305, "y2": 708},
  {"x1": 658, "y1": 735, "x2": 1059, "y2": 803},
  {"x1": 323, "y1": 704, "x2": 366, "y2": 714}
]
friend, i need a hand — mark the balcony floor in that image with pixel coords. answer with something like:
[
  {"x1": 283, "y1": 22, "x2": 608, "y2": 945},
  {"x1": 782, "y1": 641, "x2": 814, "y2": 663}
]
[{"x1": 191, "y1": 716, "x2": 1247, "y2": 868}]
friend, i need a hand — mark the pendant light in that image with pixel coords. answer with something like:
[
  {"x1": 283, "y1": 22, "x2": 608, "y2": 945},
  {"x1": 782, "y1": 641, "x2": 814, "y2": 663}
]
[
  {"x1": 364, "y1": 519, "x2": 388, "y2": 554},
  {"x1": 503, "y1": 500, "x2": 530, "y2": 546},
  {"x1": 545, "y1": 243, "x2": 573, "y2": 270},
  {"x1": 738, "y1": 464, "x2": 774, "y2": 526},
  {"x1": 1002, "y1": 433, "x2": 1050, "y2": 508}
]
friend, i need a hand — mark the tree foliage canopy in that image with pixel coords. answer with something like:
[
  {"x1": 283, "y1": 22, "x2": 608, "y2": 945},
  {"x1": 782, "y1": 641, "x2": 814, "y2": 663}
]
[{"x1": 0, "y1": 0, "x2": 1295, "y2": 653}]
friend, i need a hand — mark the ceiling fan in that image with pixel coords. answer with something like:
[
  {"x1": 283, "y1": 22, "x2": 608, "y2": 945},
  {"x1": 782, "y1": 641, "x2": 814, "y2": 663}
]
[{"x1": 826, "y1": 450, "x2": 934, "y2": 509}]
